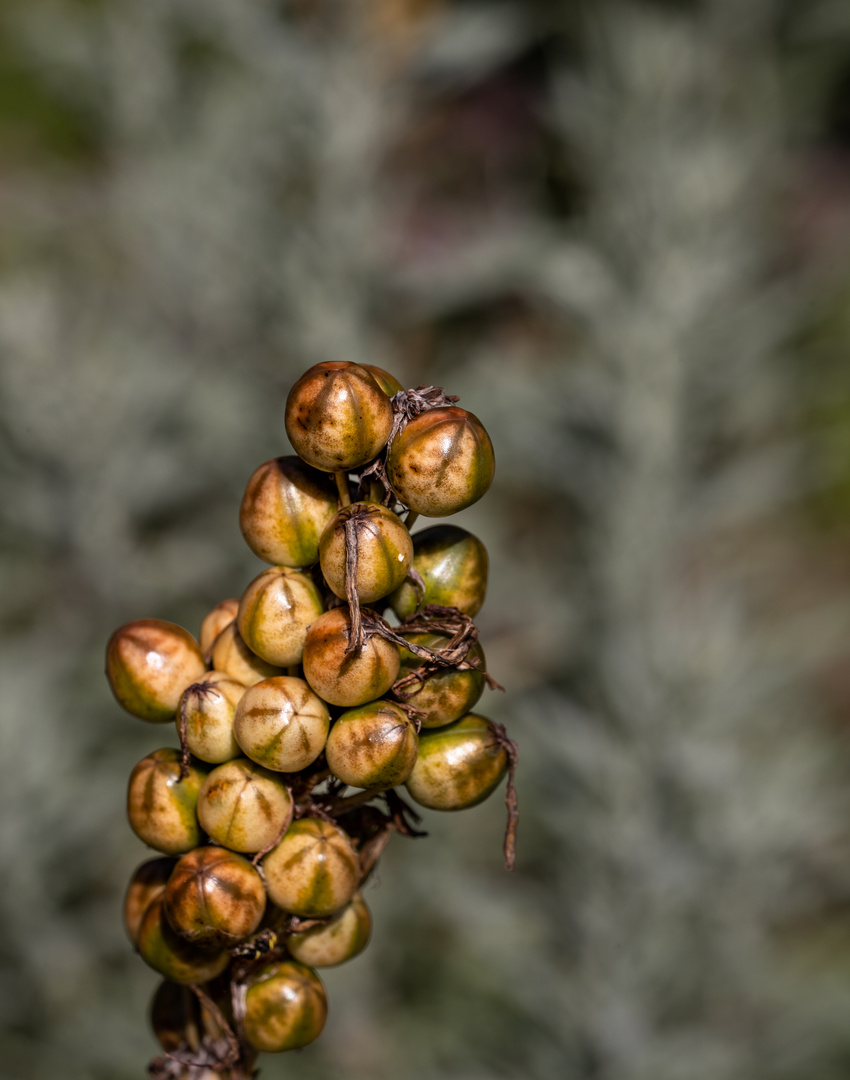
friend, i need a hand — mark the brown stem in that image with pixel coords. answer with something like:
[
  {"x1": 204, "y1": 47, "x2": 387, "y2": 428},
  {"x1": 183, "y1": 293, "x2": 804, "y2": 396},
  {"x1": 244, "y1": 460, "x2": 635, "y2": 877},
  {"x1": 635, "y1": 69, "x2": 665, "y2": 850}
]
[
  {"x1": 335, "y1": 470, "x2": 352, "y2": 507},
  {"x1": 488, "y1": 721, "x2": 519, "y2": 872},
  {"x1": 331, "y1": 786, "x2": 385, "y2": 815}
]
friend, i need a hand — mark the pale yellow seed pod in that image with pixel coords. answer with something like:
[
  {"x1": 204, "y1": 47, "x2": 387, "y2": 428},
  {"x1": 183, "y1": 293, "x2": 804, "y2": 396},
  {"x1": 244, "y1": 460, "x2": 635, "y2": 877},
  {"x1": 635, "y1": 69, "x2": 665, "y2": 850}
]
[
  {"x1": 106, "y1": 619, "x2": 207, "y2": 723},
  {"x1": 263, "y1": 818, "x2": 360, "y2": 917},
  {"x1": 197, "y1": 758, "x2": 292, "y2": 854},
  {"x1": 286, "y1": 892, "x2": 371, "y2": 968},
  {"x1": 319, "y1": 503, "x2": 413, "y2": 604},
  {"x1": 199, "y1": 598, "x2": 240, "y2": 657},
  {"x1": 177, "y1": 672, "x2": 245, "y2": 764},
  {"x1": 210, "y1": 622, "x2": 284, "y2": 687},
  {"x1": 234, "y1": 676, "x2": 329, "y2": 773},
  {"x1": 237, "y1": 567, "x2": 324, "y2": 668}
]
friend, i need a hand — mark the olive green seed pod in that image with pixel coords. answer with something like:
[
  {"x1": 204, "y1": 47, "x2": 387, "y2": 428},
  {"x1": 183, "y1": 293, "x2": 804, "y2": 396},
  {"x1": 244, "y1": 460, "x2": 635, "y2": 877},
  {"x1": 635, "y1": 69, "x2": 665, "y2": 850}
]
[
  {"x1": 123, "y1": 856, "x2": 176, "y2": 945},
  {"x1": 127, "y1": 749, "x2": 209, "y2": 855},
  {"x1": 211, "y1": 621, "x2": 284, "y2": 687},
  {"x1": 240, "y1": 456, "x2": 338, "y2": 567},
  {"x1": 390, "y1": 524, "x2": 488, "y2": 620},
  {"x1": 197, "y1": 758, "x2": 292, "y2": 854},
  {"x1": 177, "y1": 672, "x2": 245, "y2": 764},
  {"x1": 362, "y1": 364, "x2": 404, "y2": 397},
  {"x1": 233, "y1": 676, "x2": 329, "y2": 773},
  {"x1": 301, "y1": 606, "x2": 400, "y2": 707},
  {"x1": 319, "y1": 502, "x2": 413, "y2": 604},
  {"x1": 285, "y1": 892, "x2": 371, "y2": 968},
  {"x1": 396, "y1": 632, "x2": 485, "y2": 728},
  {"x1": 405, "y1": 713, "x2": 507, "y2": 811},
  {"x1": 106, "y1": 619, "x2": 207, "y2": 722},
  {"x1": 263, "y1": 818, "x2": 360, "y2": 918},
  {"x1": 163, "y1": 845, "x2": 266, "y2": 948},
  {"x1": 285, "y1": 361, "x2": 393, "y2": 472},
  {"x1": 325, "y1": 700, "x2": 419, "y2": 790},
  {"x1": 199, "y1": 599, "x2": 240, "y2": 658},
  {"x1": 237, "y1": 567, "x2": 324, "y2": 668},
  {"x1": 136, "y1": 895, "x2": 229, "y2": 985},
  {"x1": 386, "y1": 406, "x2": 494, "y2": 517},
  {"x1": 243, "y1": 960, "x2": 327, "y2": 1053}
]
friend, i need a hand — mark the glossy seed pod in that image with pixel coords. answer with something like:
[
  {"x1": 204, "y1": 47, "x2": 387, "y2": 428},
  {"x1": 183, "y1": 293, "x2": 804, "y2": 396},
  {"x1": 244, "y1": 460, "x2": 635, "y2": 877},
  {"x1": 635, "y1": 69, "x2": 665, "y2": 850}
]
[
  {"x1": 386, "y1": 406, "x2": 494, "y2": 517},
  {"x1": 263, "y1": 818, "x2": 360, "y2": 917},
  {"x1": 199, "y1": 599, "x2": 240, "y2": 658},
  {"x1": 178, "y1": 673, "x2": 245, "y2": 764},
  {"x1": 197, "y1": 758, "x2": 292, "y2": 854},
  {"x1": 319, "y1": 502, "x2": 413, "y2": 603},
  {"x1": 396, "y1": 633, "x2": 486, "y2": 728},
  {"x1": 362, "y1": 364, "x2": 404, "y2": 397},
  {"x1": 405, "y1": 713, "x2": 507, "y2": 811},
  {"x1": 137, "y1": 895, "x2": 230, "y2": 985},
  {"x1": 123, "y1": 856, "x2": 176, "y2": 945},
  {"x1": 325, "y1": 700, "x2": 419, "y2": 790},
  {"x1": 243, "y1": 960, "x2": 327, "y2": 1053},
  {"x1": 285, "y1": 361, "x2": 393, "y2": 472},
  {"x1": 237, "y1": 567, "x2": 324, "y2": 668},
  {"x1": 211, "y1": 622, "x2": 284, "y2": 687},
  {"x1": 301, "y1": 607, "x2": 400, "y2": 707},
  {"x1": 164, "y1": 846, "x2": 266, "y2": 947},
  {"x1": 234, "y1": 676, "x2": 329, "y2": 773},
  {"x1": 240, "y1": 456, "x2": 338, "y2": 567},
  {"x1": 127, "y1": 749, "x2": 209, "y2": 855},
  {"x1": 390, "y1": 524, "x2": 489, "y2": 620},
  {"x1": 286, "y1": 892, "x2": 371, "y2": 968},
  {"x1": 106, "y1": 619, "x2": 207, "y2": 722}
]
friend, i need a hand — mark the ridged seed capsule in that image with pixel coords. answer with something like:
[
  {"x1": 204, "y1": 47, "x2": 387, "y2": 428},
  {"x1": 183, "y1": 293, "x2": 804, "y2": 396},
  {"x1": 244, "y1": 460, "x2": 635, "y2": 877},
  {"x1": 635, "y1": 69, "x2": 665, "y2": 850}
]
[
  {"x1": 390, "y1": 524, "x2": 488, "y2": 620},
  {"x1": 325, "y1": 700, "x2": 419, "y2": 790},
  {"x1": 136, "y1": 895, "x2": 230, "y2": 985},
  {"x1": 233, "y1": 676, "x2": 329, "y2": 773},
  {"x1": 301, "y1": 606, "x2": 400, "y2": 707},
  {"x1": 163, "y1": 845, "x2": 266, "y2": 948},
  {"x1": 127, "y1": 749, "x2": 209, "y2": 855},
  {"x1": 319, "y1": 502, "x2": 413, "y2": 604},
  {"x1": 405, "y1": 713, "x2": 507, "y2": 811},
  {"x1": 286, "y1": 892, "x2": 371, "y2": 968},
  {"x1": 263, "y1": 818, "x2": 360, "y2": 918},
  {"x1": 210, "y1": 621, "x2": 284, "y2": 687},
  {"x1": 106, "y1": 619, "x2": 207, "y2": 723},
  {"x1": 237, "y1": 567, "x2": 324, "y2": 668},
  {"x1": 243, "y1": 960, "x2": 327, "y2": 1053},
  {"x1": 178, "y1": 672, "x2": 245, "y2": 764},
  {"x1": 396, "y1": 632, "x2": 486, "y2": 728},
  {"x1": 198, "y1": 598, "x2": 239, "y2": 658},
  {"x1": 197, "y1": 758, "x2": 292, "y2": 854}
]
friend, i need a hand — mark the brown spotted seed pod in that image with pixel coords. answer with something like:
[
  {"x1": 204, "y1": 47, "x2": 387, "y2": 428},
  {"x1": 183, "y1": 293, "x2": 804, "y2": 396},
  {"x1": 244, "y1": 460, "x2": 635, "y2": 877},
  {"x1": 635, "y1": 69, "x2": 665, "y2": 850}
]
[
  {"x1": 285, "y1": 892, "x2": 371, "y2": 968},
  {"x1": 243, "y1": 960, "x2": 327, "y2": 1053},
  {"x1": 197, "y1": 758, "x2": 293, "y2": 854},
  {"x1": 199, "y1": 599, "x2": 240, "y2": 658},
  {"x1": 127, "y1": 749, "x2": 209, "y2": 855},
  {"x1": 237, "y1": 567, "x2": 324, "y2": 668},
  {"x1": 233, "y1": 676, "x2": 329, "y2": 773},
  {"x1": 106, "y1": 619, "x2": 207, "y2": 723},
  {"x1": 163, "y1": 846, "x2": 266, "y2": 948},
  {"x1": 325, "y1": 700, "x2": 419, "y2": 790},
  {"x1": 123, "y1": 856, "x2": 176, "y2": 945},
  {"x1": 284, "y1": 361, "x2": 393, "y2": 472},
  {"x1": 395, "y1": 632, "x2": 486, "y2": 728},
  {"x1": 178, "y1": 672, "x2": 245, "y2": 764},
  {"x1": 386, "y1": 406, "x2": 495, "y2": 517},
  {"x1": 405, "y1": 713, "x2": 507, "y2": 811},
  {"x1": 210, "y1": 622, "x2": 284, "y2": 687},
  {"x1": 301, "y1": 606, "x2": 400, "y2": 707},
  {"x1": 390, "y1": 524, "x2": 489, "y2": 620},
  {"x1": 262, "y1": 818, "x2": 360, "y2": 917},
  {"x1": 136, "y1": 895, "x2": 230, "y2": 985},
  {"x1": 319, "y1": 502, "x2": 413, "y2": 603}
]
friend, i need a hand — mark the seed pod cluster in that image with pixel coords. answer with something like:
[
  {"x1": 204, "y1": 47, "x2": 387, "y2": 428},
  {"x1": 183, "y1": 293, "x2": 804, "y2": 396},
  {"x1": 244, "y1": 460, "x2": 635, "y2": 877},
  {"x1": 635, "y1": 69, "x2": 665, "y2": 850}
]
[{"x1": 106, "y1": 361, "x2": 517, "y2": 1077}]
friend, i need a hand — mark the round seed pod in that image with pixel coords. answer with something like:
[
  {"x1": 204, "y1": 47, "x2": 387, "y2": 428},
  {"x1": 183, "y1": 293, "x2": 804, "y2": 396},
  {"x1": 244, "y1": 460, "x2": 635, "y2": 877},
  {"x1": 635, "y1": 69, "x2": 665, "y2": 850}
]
[
  {"x1": 199, "y1": 599, "x2": 239, "y2": 658},
  {"x1": 243, "y1": 960, "x2": 327, "y2": 1053},
  {"x1": 211, "y1": 622, "x2": 284, "y2": 687},
  {"x1": 405, "y1": 713, "x2": 507, "y2": 811},
  {"x1": 163, "y1": 846, "x2": 266, "y2": 948},
  {"x1": 127, "y1": 749, "x2": 209, "y2": 855},
  {"x1": 237, "y1": 567, "x2": 324, "y2": 668},
  {"x1": 362, "y1": 364, "x2": 404, "y2": 397},
  {"x1": 124, "y1": 856, "x2": 176, "y2": 945},
  {"x1": 106, "y1": 619, "x2": 207, "y2": 722},
  {"x1": 396, "y1": 633, "x2": 486, "y2": 728},
  {"x1": 240, "y1": 456, "x2": 338, "y2": 567},
  {"x1": 301, "y1": 607, "x2": 400, "y2": 707},
  {"x1": 390, "y1": 524, "x2": 489, "y2": 620},
  {"x1": 319, "y1": 503, "x2": 413, "y2": 604},
  {"x1": 177, "y1": 673, "x2": 245, "y2": 764},
  {"x1": 263, "y1": 818, "x2": 360, "y2": 917},
  {"x1": 285, "y1": 361, "x2": 393, "y2": 472},
  {"x1": 233, "y1": 676, "x2": 329, "y2": 773},
  {"x1": 386, "y1": 406, "x2": 494, "y2": 517},
  {"x1": 286, "y1": 892, "x2": 371, "y2": 968},
  {"x1": 197, "y1": 758, "x2": 292, "y2": 854},
  {"x1": 137, "y1": 895, "x2": 229, "y2": 985},
  {"x1": 325, "y1": 701, "x2": 419, "y2": 790}
]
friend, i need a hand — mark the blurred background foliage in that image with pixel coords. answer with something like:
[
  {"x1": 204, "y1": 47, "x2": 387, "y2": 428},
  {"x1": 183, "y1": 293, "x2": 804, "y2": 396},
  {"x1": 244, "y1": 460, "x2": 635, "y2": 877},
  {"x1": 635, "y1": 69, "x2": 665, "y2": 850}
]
[{"x1": 3, "y1": 0, "x2": 850, "y2": 1077}]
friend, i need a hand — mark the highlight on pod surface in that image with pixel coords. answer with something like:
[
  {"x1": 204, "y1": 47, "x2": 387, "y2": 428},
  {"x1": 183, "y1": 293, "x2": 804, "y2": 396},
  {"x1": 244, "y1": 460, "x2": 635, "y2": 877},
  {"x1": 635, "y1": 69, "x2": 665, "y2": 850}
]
[{"x1": 106, "y1": 362, "x2": 518, "y2": 1076}]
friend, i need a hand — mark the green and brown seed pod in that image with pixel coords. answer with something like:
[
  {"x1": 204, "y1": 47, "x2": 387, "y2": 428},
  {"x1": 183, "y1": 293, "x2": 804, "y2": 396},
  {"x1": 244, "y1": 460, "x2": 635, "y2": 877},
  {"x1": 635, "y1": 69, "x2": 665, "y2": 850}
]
[
  {"x1": 240, "y1": 456, "x2": 338, "y2": 567},
  {"x1": 127, "y1": 749, "x2": 209, "y2": 855},
  {"x1": 319, "y1": 502, "x2": 413, "y2": 604},
  {"x1": 237, "y1": 567, "x2": 324, "y2": 668},
  {"x1": 285, "y1": 892, "x2": 371, "y2": 968},
  {"x1": 386, "y1": 406, "x2": 495, "y2": 517},
  {"x1": 233, "y1": 676, "x2": 329, "y2": 773},
  {"x1": 210, "y1": 621, "x2": 284, "y2": 687},
  {"x1": 197, "y1": 758, "x2": 292, "y2": 854},
  {"x1": 136, "y1": 895, "x2": 230, "y2": 985},
  {"x1": 325, "y1": 700, "x2": 419, "y2": 790},
  {"x1": 405, "y1": 713, "x2": 507, "y2": 811},
  {"x1": 301, "y1": 607, "x2": 400, "y2": 707},
  {"x1": 199, "y1": 598, "x2": 240, "y2": 658},
  {"x1": 178, "y1": 672, "x2": 245, "y2": 764},
  {"x1": 390, "y1": 524, "x2": 489, "y2": 620},
  {"x1": 123, "y1": 856, "x2": 176, "y2": 945},
  {"x1": 362, "y1": 364, "x2": 404, "y2": 397},
  {"x1": 243, "y1": 960, "x2": 327, "y2": 1053},
  {"x1": 395, "y1": 633, "x2": 486, "y2": 728},
  {"x1": 106, "y1": 619, "x2": 207, "y2": 723},
  {"x1": 263, "y1": 818, "x2": 360, "y2": 917},
  {"x1": 163, "y1": 845, "x2": 266, "y2": 948},
  {"x1": 285, "y1": 361, "x2": 393, "y2": 472}
]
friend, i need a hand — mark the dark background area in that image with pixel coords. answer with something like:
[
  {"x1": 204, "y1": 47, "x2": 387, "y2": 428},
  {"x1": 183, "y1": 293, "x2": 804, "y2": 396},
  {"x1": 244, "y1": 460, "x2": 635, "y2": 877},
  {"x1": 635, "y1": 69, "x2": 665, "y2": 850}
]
[{"x1": 4, "y1": 0, "x2": 850, "y2": 1077}]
